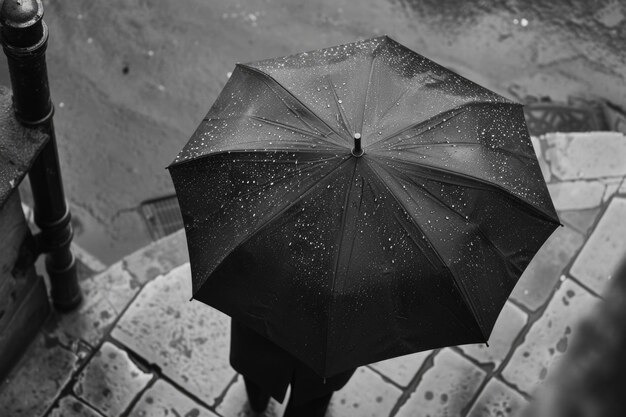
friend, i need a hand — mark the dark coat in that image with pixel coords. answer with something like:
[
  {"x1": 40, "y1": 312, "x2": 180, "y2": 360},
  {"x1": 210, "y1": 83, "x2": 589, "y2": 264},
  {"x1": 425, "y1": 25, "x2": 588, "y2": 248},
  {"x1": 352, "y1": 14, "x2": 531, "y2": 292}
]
[{"x1": 230, "y1": 319, "x2": 356, "y2": 405}]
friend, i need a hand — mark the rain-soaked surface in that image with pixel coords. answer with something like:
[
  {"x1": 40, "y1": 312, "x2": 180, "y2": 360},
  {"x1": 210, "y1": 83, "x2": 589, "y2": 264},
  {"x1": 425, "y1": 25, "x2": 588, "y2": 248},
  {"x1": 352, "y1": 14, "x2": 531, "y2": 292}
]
[
  {"x1": 169, "y1": 37, "x2": 559, "y2": 376},
  {"x1": 0, "y1": 0, "x2": 623, "y2": 264}
]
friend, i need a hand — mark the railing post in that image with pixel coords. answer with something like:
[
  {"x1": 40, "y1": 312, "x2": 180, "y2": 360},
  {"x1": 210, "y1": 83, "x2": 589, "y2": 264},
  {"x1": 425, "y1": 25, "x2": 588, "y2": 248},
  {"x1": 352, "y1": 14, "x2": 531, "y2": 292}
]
[{"x1": 0, "y1": 0, "x2": 81, "y2": 310}]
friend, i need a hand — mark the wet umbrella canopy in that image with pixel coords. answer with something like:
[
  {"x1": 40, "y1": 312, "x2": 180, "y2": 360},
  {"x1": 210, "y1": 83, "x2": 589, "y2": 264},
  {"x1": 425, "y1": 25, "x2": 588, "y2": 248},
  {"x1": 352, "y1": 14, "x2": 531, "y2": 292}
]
[{"x1": 168, "y1": 36, "x2": 560, "y2": 377}]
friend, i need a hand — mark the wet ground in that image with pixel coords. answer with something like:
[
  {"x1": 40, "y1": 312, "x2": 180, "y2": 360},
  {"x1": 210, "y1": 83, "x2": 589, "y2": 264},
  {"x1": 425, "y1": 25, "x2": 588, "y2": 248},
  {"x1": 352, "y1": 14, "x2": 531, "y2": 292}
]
[
  {"x1": 2, "y1": 127, "x2": 625, "y2": 415},
  {"x1": 2, "y1": 0, "x2": 625, "y2": 263}
]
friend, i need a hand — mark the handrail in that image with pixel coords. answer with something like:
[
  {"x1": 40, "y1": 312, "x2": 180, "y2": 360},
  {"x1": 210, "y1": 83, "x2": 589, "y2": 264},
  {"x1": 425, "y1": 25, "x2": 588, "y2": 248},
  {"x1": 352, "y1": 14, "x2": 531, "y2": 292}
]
[{"x1": 0, "y1": 0, "x2": 81, "y2": 310}]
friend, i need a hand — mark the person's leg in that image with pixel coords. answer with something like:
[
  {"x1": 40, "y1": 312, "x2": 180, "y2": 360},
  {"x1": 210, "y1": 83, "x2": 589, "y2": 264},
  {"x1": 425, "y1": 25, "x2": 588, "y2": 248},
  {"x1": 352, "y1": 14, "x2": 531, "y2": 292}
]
[
  {"x1": 244, "y1": 376, "x2": 271, "y2": 413},
  {"x1": 283, "y1": 392, "x2": 333, "y2": 417}
]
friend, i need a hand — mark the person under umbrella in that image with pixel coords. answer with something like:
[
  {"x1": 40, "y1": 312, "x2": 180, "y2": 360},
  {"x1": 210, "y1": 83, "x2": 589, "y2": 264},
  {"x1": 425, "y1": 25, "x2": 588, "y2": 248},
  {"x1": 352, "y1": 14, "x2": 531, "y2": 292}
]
[
  {"x1": 168, "y1": 36, "x2": 560, "y2": 415},
  {"x1": 230, "y1": 318, "x2": 355, "y2": 415}
]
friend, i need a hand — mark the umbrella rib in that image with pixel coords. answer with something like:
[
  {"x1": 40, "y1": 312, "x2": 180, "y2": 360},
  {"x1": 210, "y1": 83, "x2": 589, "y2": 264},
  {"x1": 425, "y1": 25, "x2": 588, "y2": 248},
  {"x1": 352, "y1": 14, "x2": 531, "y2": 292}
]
[
  {"x1": 373, "y1": 153, "x2": 560, "y2": 226},
  {"x1": 366, "y1": 161, "x2": 449, "y2": 269},
  {"x1": 365, "y1": 163, "x2": 486, "y2": 341},
  {"x1": 369, "y1": 106, "x2": 468, "y2": 151},
  {"x1": 168, "y1": 148, "x2": 343, "y2": 168},
  {"x1": 228, "y1": 159, "x2": 339, "y2": 206},
  {"x1": 247, "y1": 115, "x2": 343, "y2": 145},
  {"x1": 325, "y1": 74, "x2": 354, "y2": 137},
  {"x1": 181, "y1": 153, "x2": 347, "y2": 227},
  {"x1": 238, "y1": 64, "x2": 351, "y2": 146},
  {"x1": 395, "y1": 168, "x2": 524, "y2": 275},
  {"x1": 376, "y1": 83, "x2": 413, "y2": 124},
  {"x1": 382, "y1": 141, "x2": 536, "y2": 162},
  {"x1": 325, "y1": 159, "x2": 360, "y2": 373},
  {"x1": 199, "y1": 114, "x2": 335, "y2": 145},
  {"x1": 355, "y1": 53, "x2": 377, "y2": 135},
  {"x1": 388, "y1": 210, "x2": 440, "y2": 271},
  {"x1": 365, "y1": 160, "x2": 487, "y2": 339}
]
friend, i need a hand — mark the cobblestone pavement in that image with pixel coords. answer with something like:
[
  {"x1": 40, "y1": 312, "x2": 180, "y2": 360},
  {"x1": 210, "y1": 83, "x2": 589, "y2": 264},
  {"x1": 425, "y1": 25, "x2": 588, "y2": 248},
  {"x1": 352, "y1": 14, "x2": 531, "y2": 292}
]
[{"x1": 1, "y1": 132, "x2": 625, "y2": 416}]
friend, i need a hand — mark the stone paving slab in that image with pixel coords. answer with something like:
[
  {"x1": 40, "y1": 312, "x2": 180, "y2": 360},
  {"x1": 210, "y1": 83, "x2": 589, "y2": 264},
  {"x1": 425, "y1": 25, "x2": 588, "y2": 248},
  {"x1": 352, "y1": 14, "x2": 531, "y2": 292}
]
[
  {"x1": 395, "y1": 349, "x2": 486, "y2": 417},
  {"x1": 74, "y1": 342, "x2": 153, "y2": 417},
  {"x1": 128, "y1": 379, "x2": 217, "y2": 417},
  {"x1": 216, "y1": 374, "x2": 286, "y2": 417},
  {"x1": 327, "y1": 367, "x2": 402, "y2": 417},
  {"x1": 49, "y1": 396, "x2": 105, "y2": 417},
  {"x1": 43, "y1": 262, "x2": 139, "y2": 348},
  {"x1": 122, "y1": 229, "x2": 188, "y2": 286},
  {"x1": 601, "y1": 178, "x2": 623, "y2": 202},
  {"x1": 501, "y1": 278, "x2": 599, "y2": 395},
  {"x1": 0, "y1": 333, "x2": 80, "y2": 417},
  {"x1": 570, "y1": 197, "x2": 626, "y2": 295},
  {"x1": 458, "y1": 301, "x2": 527, "y2": 369},
  {"x1": 369, "y1": 351, "x2": 431, "y2": 388},
  {"x1": 510, "y1": 225, "x2": 585, "y2": 311},
  {"x1": 466, "y1": 378, "x2": 528, "y2": 417},
  {"x1": 558, "y1": 207, "x2": 601, "y2": 235},
  {"x1": 544, "y1": 132, "x2": 626, "y2": 180},
  {"x1": 547, "y1": 180, "x2": 605, "y2": 210},
  {"x1": 111, "y1": 263, "x2": 235, "y2": 408}
]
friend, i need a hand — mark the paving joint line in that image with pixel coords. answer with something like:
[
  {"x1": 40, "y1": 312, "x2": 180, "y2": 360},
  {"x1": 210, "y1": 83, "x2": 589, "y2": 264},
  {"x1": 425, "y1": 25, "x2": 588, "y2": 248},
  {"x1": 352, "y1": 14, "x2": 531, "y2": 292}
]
[
  {"x1": 117, "y1": 372, "x2": 158, "y2": 417},
  {"x1": 101, "y1": 260, "x2": 222, "y2": 414},
  {"x1": 210, "y1": 372, "x2": 241, "y2": 414},
  {"x1": 38, "y1": 258, "x2": 170, "y2": 417},
  {"x1": 388, "y1": 349, "x2": 440, "y2": 417},
  {"x1": 365, "y1": 364, "x2": 411, "y2": 391}
]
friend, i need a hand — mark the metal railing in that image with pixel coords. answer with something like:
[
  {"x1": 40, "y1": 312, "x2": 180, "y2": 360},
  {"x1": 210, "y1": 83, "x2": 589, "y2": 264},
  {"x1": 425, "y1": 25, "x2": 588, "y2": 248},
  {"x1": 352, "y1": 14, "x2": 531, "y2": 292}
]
[{"x1": 0, "y1": 0, "x2": 81, "y2": 310}]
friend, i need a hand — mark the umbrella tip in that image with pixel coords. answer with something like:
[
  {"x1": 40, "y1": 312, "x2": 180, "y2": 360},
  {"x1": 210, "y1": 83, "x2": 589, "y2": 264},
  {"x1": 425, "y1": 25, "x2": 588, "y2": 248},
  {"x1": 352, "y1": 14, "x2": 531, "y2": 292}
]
[{"x1": 352, "y1": 133, "x2": 363, "y2": 157}]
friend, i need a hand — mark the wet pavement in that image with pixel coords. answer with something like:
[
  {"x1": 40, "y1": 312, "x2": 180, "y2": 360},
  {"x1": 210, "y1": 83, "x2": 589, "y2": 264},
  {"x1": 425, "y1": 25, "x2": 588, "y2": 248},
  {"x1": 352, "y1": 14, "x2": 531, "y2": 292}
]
[
  {"x1": 3, "y1": 0, "x2": 625, "y2": 265},
  {"x1": 1, "y1": 130, "x2": 624, "y2": 417}
]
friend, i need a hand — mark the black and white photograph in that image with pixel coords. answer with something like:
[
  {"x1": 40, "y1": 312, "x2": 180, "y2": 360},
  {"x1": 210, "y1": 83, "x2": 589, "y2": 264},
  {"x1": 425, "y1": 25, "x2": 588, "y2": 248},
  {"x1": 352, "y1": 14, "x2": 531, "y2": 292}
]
[{"x1": 1, "y1": 1, "x2": 625, "y2": 416}]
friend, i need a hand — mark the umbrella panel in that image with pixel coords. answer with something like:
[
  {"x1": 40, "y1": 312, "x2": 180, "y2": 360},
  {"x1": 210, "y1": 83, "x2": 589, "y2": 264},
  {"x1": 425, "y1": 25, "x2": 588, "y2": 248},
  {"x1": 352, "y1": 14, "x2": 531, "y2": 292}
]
[
  {"x1": 248, "y1": 37, "x2": 510, "y2": 149},
  {"x1": 171, "y1": 150, "x2": 349, "y2": 295}
]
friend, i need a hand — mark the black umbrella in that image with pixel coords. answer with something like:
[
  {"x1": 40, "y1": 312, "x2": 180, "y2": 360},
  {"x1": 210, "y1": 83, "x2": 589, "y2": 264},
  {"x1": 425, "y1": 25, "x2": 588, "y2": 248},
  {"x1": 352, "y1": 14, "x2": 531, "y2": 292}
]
[{"x1": 168, "y1": 36, "x2": 559, "y2": 377}]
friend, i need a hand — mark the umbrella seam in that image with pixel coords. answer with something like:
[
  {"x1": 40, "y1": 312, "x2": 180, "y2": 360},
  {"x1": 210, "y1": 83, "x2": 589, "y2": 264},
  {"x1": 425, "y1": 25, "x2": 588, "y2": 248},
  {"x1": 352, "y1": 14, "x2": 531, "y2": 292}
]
[
  {"x1": 383, "y1": 37, "x2": 515, "y2": 105},
  {"x1": 374, "y1": 83, "x2": 413, "y2": 127},
  {"x1": 167, "y1": 148, "x2": 345, "y2": 169},
  {"x1": 197, "y1": 114, "x2": 344, "y2": 149},
  {"x1": 371, "y1": 153, "x2": 560, "y2": 225},
  {"x1": 248, "y1": 115, "x2": 346, "y2": 146},
  {"x1": 179, "y1": 154, "x2": 346, "y2": 231},
  {"x1": 381, "y1": 141, "x2": 536, "y2": 162},
  {"x1": 237, "y1": 63, "x2": 352, "y2": 147},
  {"x1": 325, "y1": 158, "x2": 360, "y2": 375},
  {"x1": 242, "y1": 64, "x2": 329, "y2": 138},
  {"x1": 368, "y1": 105, "x2": 469, "y2": 150},
  {"x1": 386, "y1": 164, "x2": 527, "y2": 276},
  {"x1": 361, "y1": 168, "x2": 482, "y2": 340},
  {"x1": 324, "y1": 74, "x2": 354, "y2": 137},
  {"x1": 365, "y1": 159, "x2": 488, "y2": 339},
  {"x1": 387, "y1": 206, "x2": 489, "y2": 345},
  {"x1": 355, "y1": 52, "x2": 378, "y2": 136},
  {"x1": 368, "y1": 101, "x2": 525, "y2": 152}
]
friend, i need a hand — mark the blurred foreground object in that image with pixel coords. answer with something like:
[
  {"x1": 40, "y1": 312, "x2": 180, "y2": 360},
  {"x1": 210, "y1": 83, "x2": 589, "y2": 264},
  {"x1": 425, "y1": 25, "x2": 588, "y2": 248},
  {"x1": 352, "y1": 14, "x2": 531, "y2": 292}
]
[
  {"x1": 0, "y1": 0, "x2": 81, "y2": 310},
  {"x1": 523, "y1": 259, "x2": 626, "y2": 417}
]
